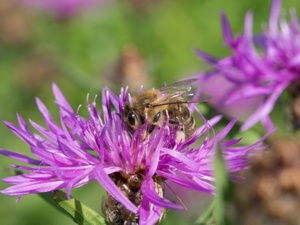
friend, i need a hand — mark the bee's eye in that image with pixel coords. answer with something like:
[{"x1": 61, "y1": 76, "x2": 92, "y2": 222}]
[{"x1": 128, "y1": 112, "x2": 136, "y2": 126}]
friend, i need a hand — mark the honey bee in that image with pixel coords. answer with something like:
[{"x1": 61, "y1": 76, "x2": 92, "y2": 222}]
[
  {"x1": 102, "y1": 172, "x2": 164, "y2": 225},
  {"x1": 123, "y1": 79, "x2": 205, "y2": 141},
  {"x1": 102, "y1": 173, "x2": 142, "y2": 225}
]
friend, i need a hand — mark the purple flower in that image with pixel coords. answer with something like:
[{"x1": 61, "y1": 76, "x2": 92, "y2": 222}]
[
  {"x1": 196, "y1": 0, "x2": 300, "y2": 131},
  {"x1": 0, "y1": 83, "x2": 269, "y2": 224},
  {"x1": 22, "y1": 0, "x2": 104, "y2": 17}
]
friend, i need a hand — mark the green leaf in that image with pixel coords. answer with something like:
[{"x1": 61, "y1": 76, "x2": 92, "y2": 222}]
[{"x1": 39, "y1": 190, "x2": 106, "y2": 225}]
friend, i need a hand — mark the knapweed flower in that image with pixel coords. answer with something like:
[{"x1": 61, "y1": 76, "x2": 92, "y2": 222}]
[
  {"x1": 0, "y1": 83, "x2": 269, "y2": 224},
  {"x1": 21, "y1": 0, "x2": 104, "y2": 18},
  {"x1": 196, "y1": 0, "x2": 300, "y2": 131}
]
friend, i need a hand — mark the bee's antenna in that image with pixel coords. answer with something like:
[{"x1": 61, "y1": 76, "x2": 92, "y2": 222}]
[{"x1": 152, "y1": 101, "x2": 190, "y2": 107}]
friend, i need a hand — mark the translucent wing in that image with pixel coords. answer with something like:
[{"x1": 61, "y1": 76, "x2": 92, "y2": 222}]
[{"x1": 149, "y1": 79, "x2": 210, "y2": 107}]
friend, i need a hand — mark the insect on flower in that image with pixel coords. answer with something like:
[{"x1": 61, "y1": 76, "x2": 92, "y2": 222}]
[
  {"x1": 0, "y1": 83, "x2": 271, "y2": 225},
  {"x1": 102, "y1": 172, "x2": 165, "y2": 225},
  {"x1": 123, "y1": 79, "x2": 208, "y2": 141}
]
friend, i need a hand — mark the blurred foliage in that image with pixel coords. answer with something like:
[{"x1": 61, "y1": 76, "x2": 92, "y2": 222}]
[{"x1": 1, "y1": 0, "x2": 300, "y2": 224}]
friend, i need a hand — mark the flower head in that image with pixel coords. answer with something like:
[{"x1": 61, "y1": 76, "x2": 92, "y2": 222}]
[
  {"x1": 22, "y1": 0, "x2": 104, "y2": 17},
  {"x1": 196, "y1": 0, "x2": 300, "y2": 131},
  {"x1": 0, "y1": 83, "x2": 269, "y2": 224}
]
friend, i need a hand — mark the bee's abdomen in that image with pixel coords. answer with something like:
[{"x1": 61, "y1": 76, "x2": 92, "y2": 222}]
[
  {"x1": 168, "y1": 105, "x2": 196, "y2": 140},
  {"x1": 182, "y1": 115, "x2": 196, "y2": 140}
]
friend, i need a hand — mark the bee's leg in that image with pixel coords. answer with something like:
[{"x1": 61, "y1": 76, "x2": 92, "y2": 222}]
[
  {"x1": 147, "y1": 111, "x2": 161, "y2": 134},
  {"x1": 153, "y1": 111, "x2": 161, "y2": 123},
  {"x1": 148, "y1": 124, "x2": 156, "y2": 133}
]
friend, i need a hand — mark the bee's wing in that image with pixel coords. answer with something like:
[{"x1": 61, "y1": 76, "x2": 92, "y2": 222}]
[{"x1": 150, "y1": 79, "x2": 210, "y2": 107}]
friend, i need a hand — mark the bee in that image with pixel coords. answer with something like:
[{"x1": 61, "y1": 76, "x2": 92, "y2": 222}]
[
  {"x1": 102, "y1": 172, "x2": 164, "y2": 225},
  {"x1": 123, "y1": 79, "x2": 205, "y2": 141},
  {"x1": 102, "y1": 172, "x2": 142, "y2": 225}
]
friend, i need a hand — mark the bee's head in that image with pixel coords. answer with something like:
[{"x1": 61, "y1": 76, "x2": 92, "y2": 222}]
[{"x1": 123, "y1": 104, "x2": 145, "y2": 133}]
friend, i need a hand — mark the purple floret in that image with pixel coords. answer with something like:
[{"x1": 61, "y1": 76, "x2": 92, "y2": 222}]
[{"x1": 0, "y1": 83, "x2": 270, "y2": 224}]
